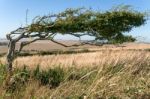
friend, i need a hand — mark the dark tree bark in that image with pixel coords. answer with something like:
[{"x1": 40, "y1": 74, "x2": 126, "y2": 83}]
[{"x1": 6, "y1": 40, "x2": 16, "y2": 72}]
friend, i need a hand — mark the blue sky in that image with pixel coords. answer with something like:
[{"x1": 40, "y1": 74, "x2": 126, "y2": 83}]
[{"x1": 0, "y1": 0, "x2": 150, "y2": 42}]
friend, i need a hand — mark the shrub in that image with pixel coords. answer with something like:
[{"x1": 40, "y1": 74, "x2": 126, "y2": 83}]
[
  {"x1": 48, "y1": 67, "x2": 64, "y2": 88},
  {"x1": 6, "y1": 66, "x2": 30, "y2": 93},
  {"x1": 39, "y1": 70, "x2": 50, "y2": 85},
  {"x1": 33, "y1": 66, "x2": 65, "y2": 88}
]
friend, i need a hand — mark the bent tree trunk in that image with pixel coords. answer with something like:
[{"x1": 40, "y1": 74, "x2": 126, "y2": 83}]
[
  {"x1": 4, "y1": 40, "x2": 16, "y2": 87},
  {"x1": 6, "y1": 40, "x2": 16, "y2": 72}
]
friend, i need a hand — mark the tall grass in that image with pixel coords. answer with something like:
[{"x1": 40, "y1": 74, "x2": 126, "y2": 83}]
[
  {"x1": 8, "y1": 50, "x2": 150, "y2": 69},
  {"x1": 0, "y1": 50, "x2": 150, "y2": 98}
]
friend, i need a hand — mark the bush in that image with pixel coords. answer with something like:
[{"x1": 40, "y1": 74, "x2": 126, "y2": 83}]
[
  {"x1": 33, "y1": 66, "x2": 65, "y2": 88},
  {"x1": 48, "y1": 67, "x2": 65, "y2": 88},
  {"x1": 6, "y1": 66, "x2": 30, "y2": 93}
]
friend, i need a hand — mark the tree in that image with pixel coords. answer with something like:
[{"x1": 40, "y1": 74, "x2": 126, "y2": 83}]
[{"x1": 6, "y1": 7, "x2": 146, "y2": 73}]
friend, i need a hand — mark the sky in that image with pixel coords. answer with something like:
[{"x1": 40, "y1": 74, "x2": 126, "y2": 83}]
[{"x1": 0, "y1": 0, "x2": 150, "y2": 42}]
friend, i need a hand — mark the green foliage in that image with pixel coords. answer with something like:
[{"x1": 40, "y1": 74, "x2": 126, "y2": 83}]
[
  {"x1": 109, "y1": 35, "x2": 136, "y2": 44},
  {"x1": 0, "y1": 64, "x2": 6, "y2": 84},
  {"x1": 6, "y1": 66, "x2": 30, "y2": 93},
  {"x1": 29, "y1": 6, "x2": 146, "y2": 43},
  {"x1": 39, "y1": 70, "x2": 50, "y2": 85},
  {"x1": 33, "y1": 66, "x2": 65, "y2": 88},
  {"x1": 33, "y1": 65, "x2": 40, "y2": 79},
  {"x1": 48, "y1": 67, "x2": 64, "y2": 87}
]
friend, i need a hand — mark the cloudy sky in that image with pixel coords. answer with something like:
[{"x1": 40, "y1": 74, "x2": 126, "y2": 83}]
[{"x1": 0, "y1": 0, "x2": 150, "y2": 42}]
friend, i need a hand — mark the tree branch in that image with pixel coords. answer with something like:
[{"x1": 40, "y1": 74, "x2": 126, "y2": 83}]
[
  {"x1": 50, "y1": 39, "x2": 69, "y2": 47},
  {"x1": 18, "y1": 38, "x2": 48, "y2": 52}
]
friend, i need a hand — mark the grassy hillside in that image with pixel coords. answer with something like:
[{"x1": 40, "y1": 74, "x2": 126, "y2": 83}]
[{"x1": 0, "y1": 50, "x2": 150, "y2": 99}]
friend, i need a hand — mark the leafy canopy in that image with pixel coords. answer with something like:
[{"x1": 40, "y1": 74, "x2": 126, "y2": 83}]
[{"x1": 29, "y1": 7, "x2": 146, "y2": 43}]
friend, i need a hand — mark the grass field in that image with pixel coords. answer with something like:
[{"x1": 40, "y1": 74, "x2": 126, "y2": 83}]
[{"x1": 0, "y1": 41, "x2": 150, "y2": 99}]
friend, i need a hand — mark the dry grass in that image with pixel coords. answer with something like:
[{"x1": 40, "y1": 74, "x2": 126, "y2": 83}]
[
  {"x1": 0, "y1": 46, "x2": 150, "y2": 98},
  {"x1": 1, "y1": 50, "x2": 149, "y2": 69}
]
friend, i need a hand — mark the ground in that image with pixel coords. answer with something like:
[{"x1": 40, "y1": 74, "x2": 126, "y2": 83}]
[
  {"x1": 0, "y1": 41, "x2": 150, "y2": 98},
  {"x1": 1, "y1": 40, "x2": 150, "y2": 54}
]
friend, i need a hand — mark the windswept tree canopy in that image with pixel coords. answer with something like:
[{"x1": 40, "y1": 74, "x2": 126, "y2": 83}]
[
  {"x1": 7, "y1": 6, "x2": 146, "y2": 47},
  {"x1": 28, "y1": 7, "x2": 146, "y2": 43},
  {"x1": 6, "y1": 6, "x2": 147, "y2": 71}
]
